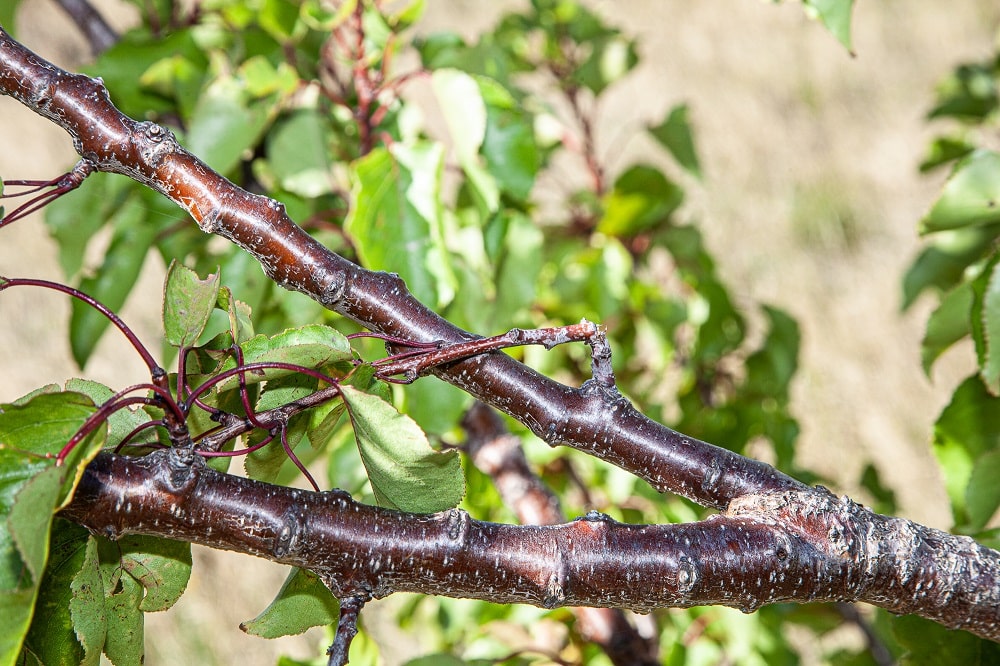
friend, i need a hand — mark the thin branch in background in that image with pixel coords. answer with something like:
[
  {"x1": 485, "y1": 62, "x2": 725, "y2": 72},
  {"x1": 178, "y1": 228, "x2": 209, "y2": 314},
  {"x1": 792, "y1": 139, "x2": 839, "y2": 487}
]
[{"x1": 52, "y1": 0, "x2": 118, "y2": 55}]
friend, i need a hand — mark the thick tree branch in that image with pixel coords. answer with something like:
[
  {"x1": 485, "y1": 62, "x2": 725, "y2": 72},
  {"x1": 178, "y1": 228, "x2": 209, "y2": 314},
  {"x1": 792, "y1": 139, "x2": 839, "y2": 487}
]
[
  {"x1": 0, "y1": 27, "x2": 803, "y2": 510},
  {"x1": 61, "y1": 450, "x2": 1000, "y2": 642}
]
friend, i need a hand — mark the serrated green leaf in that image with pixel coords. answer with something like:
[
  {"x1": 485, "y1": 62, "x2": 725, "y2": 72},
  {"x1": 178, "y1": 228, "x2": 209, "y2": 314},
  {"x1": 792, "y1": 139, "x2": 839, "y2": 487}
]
[
  {"x1": 212, "y1": 324, "x2": 352, "y2": 392},
  {"x1": 63, "y1": 379, "x2": 152, "y2": 451},
  {"x1": 240, "y1": 567, "x2": 339, "y2": 638},
  {"x1": 69, "y1": 534, "x2": 107, "y2": 665},
  {"x1": 107, "y1": 535, "x2": 192, "y2": 613},
  {"x1": 99, "y1": 568, "x2": 144, "y2": 666},
  {"x1": 648, "y1": 103, "x2": 702, "y2": 179},
  {"x1": 70, "y1": 192, "x2": 159, "y2": 368},
  {"x1": 902, "y1": 225, "x2": 1000, "y2": 308},
  {"x1": 921, "y1": 150, "x2": 1000, "y2": 234},
  {"x1": 921, "y1": 283, "x2": 974, "y2": 375},
  {"x1": 162, "y1": 261, "x2": 221, "y2": 348},
  {"x1": 23, "y1": 522, "x2": 96, "y2": 666},
  {"x1": 802, "y1": 0, "x2": 855, "y2": 52},
  {"x1": 345, "y1": 144, "x2": 457, "y2": 308},
  {"x1": 979, "y1": 258, "x2": 1000, "y2": 394},
  {"x1": 341, "y1": 385, "x2": 464, "y2": 513},
  {"x1": 0, "y1": 390, "x2": 105, "y2": 506}
]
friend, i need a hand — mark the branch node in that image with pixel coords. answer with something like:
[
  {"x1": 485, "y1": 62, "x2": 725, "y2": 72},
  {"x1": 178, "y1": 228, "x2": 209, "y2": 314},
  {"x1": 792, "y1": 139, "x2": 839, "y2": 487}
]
[
  {"x1": 163, "y1": 446, "x2": 201, "y2": 493},
  {"x1": 273, "y1": 507, "x2": 305, "y2": 558},
  {"x1": 443, "y1": 507, "x2": 471, "y2": 542}
]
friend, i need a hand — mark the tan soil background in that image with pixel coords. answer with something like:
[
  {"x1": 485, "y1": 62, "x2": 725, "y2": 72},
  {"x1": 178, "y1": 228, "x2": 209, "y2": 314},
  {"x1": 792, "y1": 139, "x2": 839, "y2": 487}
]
[{"x1": 2, "y1": 1, "x2": 999, "y2": 664}]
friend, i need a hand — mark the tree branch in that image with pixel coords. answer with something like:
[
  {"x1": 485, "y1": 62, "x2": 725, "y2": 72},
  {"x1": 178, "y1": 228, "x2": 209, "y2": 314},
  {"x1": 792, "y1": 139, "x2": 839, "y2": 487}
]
[
  {"x1": 2, "y1": 27, "x2": 999, "y2": 643},
  {"x1": 60, "y1": 450, "x2": 1000, "y2": 642},
  {"x1": 0, "y1": 26, "x2": 804, "y2": 510}
]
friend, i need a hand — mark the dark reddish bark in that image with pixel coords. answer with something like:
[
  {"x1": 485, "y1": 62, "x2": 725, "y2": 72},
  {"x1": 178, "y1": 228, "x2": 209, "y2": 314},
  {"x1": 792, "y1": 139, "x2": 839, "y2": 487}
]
[
  {"x1": 0, "y1": 26, "x2": 802, "y2": 510},
  {"x1": 2, "y1": 27, "x2": 999, "y2": 644},
  {"x1": 62, "y1": 450, "x2": 1000, "y2": 642}
]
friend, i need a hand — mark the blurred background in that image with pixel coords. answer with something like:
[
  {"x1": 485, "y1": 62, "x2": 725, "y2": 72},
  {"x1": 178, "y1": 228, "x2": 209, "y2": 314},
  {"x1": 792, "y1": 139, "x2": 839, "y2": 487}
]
[{"x1": 2, "y1": 1, "x2": 999, "y2": 663}]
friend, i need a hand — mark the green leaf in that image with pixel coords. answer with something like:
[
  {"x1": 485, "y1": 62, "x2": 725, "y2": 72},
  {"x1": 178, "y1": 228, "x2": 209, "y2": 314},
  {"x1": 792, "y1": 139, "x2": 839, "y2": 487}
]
[
  {"x1": 23, "y1": 522, "x2": 96, "y2": 666},
  {"x1": 966, "y1": 450, "x2": 1000, "y2": 531},
  {"x1": 892, "y1": 614, "x2": 1000, "y2": 665},
  {"x1": 185, "y1": 71, "x2": 274, "y2": 175},
  {"x1": 69, "y1": 534, "x2": 107, "y2": 665},
  {"x1": 432, "y1": 69, "x2": 487, "y2": 164},
  {"x1": 920, "y1": 135, "x2": 975, "y2": 173},
  {"x1": 245, "y1": 375, "x2": 315, "y2": 483},
  {"x1": 598, "y1": 165, "x2": 683, "y2": 237},
  {"x1": 933, "y1": 375, "x2": 1000, "y2": 526},
  {"x1": 0, "y1": 390, "x2": 104, "y2": 505},
  {"x1": 921, "y1": 283, "x2": 974, "y2": 375},
  {"x1": 70, "y1": 191, "x2": 159, "y2": 368},
  {"x1": 99, "y1": 568, "x2": 144, "y2": 666},
  {"x1": 478, "y1": 77, "x2": 539, "y2": 202},
  {"x1": 45, "y1": 174, "x2": 133, "y2": 280},
  {"x1": 266, "y1": 109, "x2": 335, "y2": 197},
  {"x1": 573, "y1": 35, "x2": 638, "y2": 95},
  {"x1": 902, "y1": 225, "x2": 999, "y2": 308},
  {"x1": 0, "y1": 463, "x2": 61, "y2": 666},
  {"x1": 217, "y1": 286, "x2": 255, "y2": 344},
  {"x1": 345, "y1": 144, "x2": 457, "y2": 308},
  {"x1": 162, "y1": 261, "x2": 222, "y2": 348},
  {"x1": 212, "y1": 324, "x2": 352, "y2": 392},
  {"x1": 0, "y1": 2, "x2": 24, "y2": 38},
  {"x1": 83, "y1": 29, "x2": 208, "y2": 120},
  {"x1": 977, "y1": 258, "x2": 1000, "y2": 393},
  {"x1": 63, "y1": 379, "x2": 151, "y2": 451},
  {"x1": 802, "y1": 0, "x2": 855, "y2": 52},
  {"x1": 0, "y1": 390, "x2": 105, "y2": 664},
  {"x1": 240, "y1": 567, "x2": 339, "y2": 638},
  {"x1": 111, "y1": 535, "x2": 192, "y2": 613},
  {"x1": 921, "y1": 150, "x2": 1000, "y2": 234},
  {"x1": 340, "y1": 385, "x2": 464, "y2": 513},
  {"x1": 648, "y1": 104, "x2": 702, "y2": 179}
]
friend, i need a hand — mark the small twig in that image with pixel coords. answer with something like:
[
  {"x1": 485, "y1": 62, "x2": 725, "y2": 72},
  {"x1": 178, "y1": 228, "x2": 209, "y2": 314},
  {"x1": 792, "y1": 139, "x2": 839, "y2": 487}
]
[
  {"x1": 327, "y1": 595, "x2": 367, "y2": 666},
  {"x1": 374, "y1": 321, "x2": 601, "y2": 382},
  {"x1": 1, "y1": 159, "x2": 95, "y2": 227}
]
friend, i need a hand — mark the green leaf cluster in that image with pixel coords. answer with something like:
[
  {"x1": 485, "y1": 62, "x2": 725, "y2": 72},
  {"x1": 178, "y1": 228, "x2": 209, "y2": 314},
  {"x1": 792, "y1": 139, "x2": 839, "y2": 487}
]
[{"x1": 904, "y1": 46, "x2": 1000, "y2": 547}]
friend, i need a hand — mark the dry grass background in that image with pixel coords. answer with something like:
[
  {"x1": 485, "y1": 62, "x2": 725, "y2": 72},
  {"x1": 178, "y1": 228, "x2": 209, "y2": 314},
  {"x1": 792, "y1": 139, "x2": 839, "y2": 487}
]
[{"x1": 2, "y1": 1, "x2": 999, "y2": 663}]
